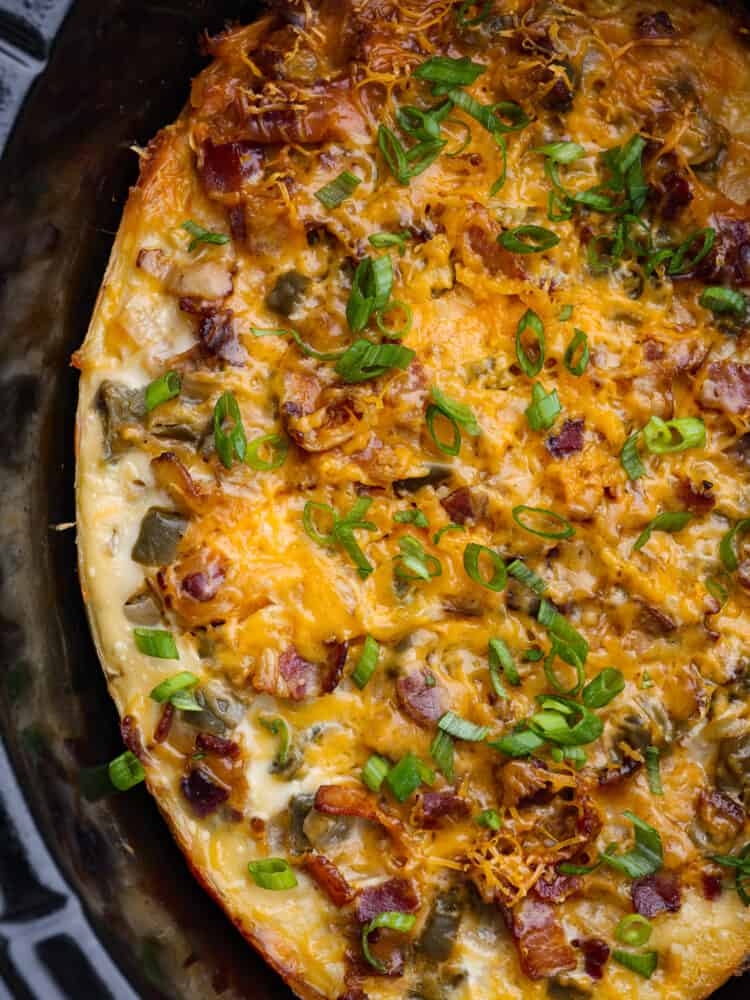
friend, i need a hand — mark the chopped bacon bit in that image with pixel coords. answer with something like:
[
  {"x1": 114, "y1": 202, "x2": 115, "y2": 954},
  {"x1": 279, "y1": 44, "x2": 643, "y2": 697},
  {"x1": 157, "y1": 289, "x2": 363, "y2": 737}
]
[
  {"x1": 676, "y1": 479, "x2": 715, "y2": 515},
  {"x1": 355, "y1": 877, "x2": 419, "y2": 924},
  {"x1": 637, "y1": 603, "x2": 677, "y2": 636},
  {"x1": 697, "y1": 788, "x2": 745, "y2": 843},
  {"x1": 701, "y1": 362, "x2": 750, "y2": 416},
  {"x1": 180, "y1": 766, "x2": 229, "y2": 818},
  {"x1": 229, "y1": 204, "x2": 247, "y2": 243},
  {"x1": 416, "y1": 791, "x2": 470, "y2": 829},
  {"x1": 314, "y1": 784, "x2": 406, "y2": 843},
  {"x1": 533, "y1": 872, "x2": 581, "y2": 903},
  {"x1": 658, "y1": 171, "x2": 693, "y2": 220},
  {"x1": 121, "y1": 715, "x2": 146, "y2": 761},
  {"x1": 509, "y1": 898, "x2": 576, "y2": 980},
  {"x1": 702, "y1": 872, "x2": 723, "y2": 901},
  {"x1": 598, "y1": 755, "x2": 642, "y2": 787},
  {"x1": 632, "y1": 872, "x2": 682, "y2": 917},
  {"x1": 643, "y1": 339, "x2": 665, "y2": 361},
  {"x1": 440, "y1": 487, "x2": 477, "y2": 525},
  {"x1": 200, "y1": 140, "x2": 263, "y2": 194},
  {"x1": 197, "y1": 310, "x2": 247, "y2": 365},
  {"x1": 546, "y1": 419, "x2": 585, "y2": 459},
  {"x1": 151, "y1": 452, "x2": 206, "y2": 515},
  {"x1": 500, "y1": 758, "x2": 556, "y2": 808},
  {"x1": 136, "y1": 247, "x2": 170, "y2": 281},
  {"x1": 255, "y1": 643, "x2": 346, "y2": 701},
  {"x1": 181, "y1": 562, "x2": 225, "y2": 602},
  {"x1": 696, "y1": 217, "x2": 750, "y2": 287},
  {"x1": 154, "y1": 703, "x2": 175, "y2": 744},
  {"x1": 324, "y1": 640, "x2": 349, "y2": 694},
  {"x1": 574, "y1": 936, "x2": 610, "y2": 980},
  {"x1": 636, "y1": 11, "x2": 675, "y2": 38},
  {"x1": 195, "y1": 732, "x2": 240, "y2": 759},
  {"x1": 304, "y1": 854, "x2": 356, "y2": 907},
  {"x1": 279, "y1": 646, "x2": 319, "y2": 699},
  {"x1": 337, "y1": 991, "x2": 368, "y2": 1000},
  {"x1": 396, "y1": 670, "x2": 443, "y2": 726}
]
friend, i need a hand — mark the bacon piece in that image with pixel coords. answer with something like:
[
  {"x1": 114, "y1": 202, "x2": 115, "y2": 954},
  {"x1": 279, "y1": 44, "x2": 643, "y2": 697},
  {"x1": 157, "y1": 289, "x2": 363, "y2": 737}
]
[
  {"x1": 701, "y1": 362, "x2": 750, "y2": 415},
  {"x1": 533, "y1": 873, "x2": 581, "y2": 903},
  {"x1": 658, "y1": 171, "x2": 693, "y2": 220},
  {"x1": 440, "y1": 487, "x2": 477, "y2": 525},
  {"x1": 355, "y1": 877, "x2": 419, "y2": 924},
  {"x1": 254, "y1": 643, "x2": 347, "y2": 700},
  {"x1": 575, "y1": 937, "x2": 610, "y2": 980},
  {"x1": 121, "y1": 715, "x2": 145, "y2": 761},
  {"x1": 137, "y1": 247, "x2": 170, "y2": 281},
  {"x1": 509, "y1": 899, "x2": 576, "y2": 980},
  {"x1": 180, "y1": 766, "x2": 229, "y2": 818},
  {"x1": 314, "y1": 784, "x2": 405, "y2": 843},
  {"x1": 696, "y1": 217, "x2": 750, "y2": 287},
  {"x1": 151, "y1": 452, "x2": 207, "y2": 515},
  {"x1": 197, "y1": 310, "x2": 247, "y2": 365},
  {"x1": 676, "y1": 479, "x2": 715, "y2": 515},
  {"x1": 396, "y1": 670, "x2": 443, "y2": 726},
  {"x1": 637, "y1": 602, "x2": 676, "y2": 636},
  {"x1": 546, "y1": 419, "x2": 584, "y2": 459},
  {"x1": 181, "y1": 561, "x2": 226, "y2": 602},
  {"x1": 697, "y1": 788, "x2": 745, "y2": 844},
  {"x1": 598, "y1": 755, "x2": 642, "y2": 787},
  {"x1": 636, "y1": 11, "x2": 674, "y2": 38},
  {"x1": 195, "y1": 732, "x2": 240, "y2": 759},
  {"x1": 154, "y1": 703, "x2": 175, "y2": 744},
  {"x1": 232, "y1": 83, "x2": 365, "y2": 146},
  {"x1": 304, "y1": 854, "x2": 356, "y2": 907},
  {"x1": 702, "y1": 872, "x2": 723, "y2": 900},
  {"x1": 632, "y1": 872, "x2": 682, "y2": 917},
  {"x1": 500, "y1": 758, "x2": 557, "y2": 808},
  {"x1": 465, "y1": 222, "x2": 525, "y2": 278},
  {"x1": 200, "y1": 141, "x2": 263, "y2": 194},
  {"x1": 338, "y1": 991, "x2": 368, "y2": 1000},
  {"x1": 229, "y1": 205, "x2": 246, "y2": 243},
  {"x1": 416, "y1": 791, "x2": 470, "y2": 829}
]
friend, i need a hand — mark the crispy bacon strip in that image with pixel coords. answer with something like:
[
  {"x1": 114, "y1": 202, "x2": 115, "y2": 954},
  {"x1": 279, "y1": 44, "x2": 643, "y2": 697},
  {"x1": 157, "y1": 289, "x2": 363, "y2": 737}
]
[
  {"x1": 355, "y1": 877, "x2": 419, "y2": 923},
  {"x1": 509, "y1": 898, "x2": 576, "y2": 980},
  {"x1": 396, "y1": 670, "x2": 443, "y2": 726},
  {"x1": 151, "y1": 452, "x2": 208, "y2": 515},
  {"x1": 314, "y1": 784, "x2": 406, "y2": 843},
  {"x1": 303, "y1": 854, "x2": 355, "y2": 907},
  {"x1": 632, "y1": 872, "x2": 682, "y2": 917}
]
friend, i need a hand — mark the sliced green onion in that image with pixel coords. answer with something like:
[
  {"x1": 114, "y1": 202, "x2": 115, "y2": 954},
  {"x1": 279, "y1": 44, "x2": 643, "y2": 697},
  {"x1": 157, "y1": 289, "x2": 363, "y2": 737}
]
[
  {"x1": 706, "y1": 573, "x2": 731, "y2": 609},
  {"x1": 439, "y1": 711, "x2": 488, "y2": 742},
  {"x1": 525, "y1": 381, "x2": 561, "y2": 431},
  {"x1": 250, "y1": 327, "x2": 345, "y2": 362},
  {"x1": 612, "y1": 950, "x2": 658, "y2": 979},
  {"x1": 699, "y1": 286, "x2": 746, "y2": 316},
  {"x1": 346, "y1": 255, "x2": 394, "y2": 332},
  {"x1": 559, "y1": 304, "x2": 574, "y2": 321},
  {"x1": 315, "y1": 170, "x2": 361, "y2": 209},
  {"x1": 634, "y1": 511, "x2": 693, "y2": 552},
  {"x1": 416, "y1": 758, "x2": 436, "y2": 786},
  {"x1": 303, "y1": 498, "x2": 377, "y2": 579},
  {"x1": 544, "y1": 641, "x2": 585, "y2": 696},
  {"x1": 534, "y1": 141, "x2": 585, "y2": 163},
  {"x1": 426, "y1": 404, "x2": 461, "y2": 456},
  {"x1": 302, "y1": 501, "x2": 337, "y2": 545},
  {"x1": 489, "y1": 101, "x2": 531, "y2": 134},
  {"x1": 601, "y1": 811, "x2": 663, "y2": 878},
  {"x1": 386, "y1": 752, "x2": 423, "y2": 802},
  {"x1": 581, "y1": 668, "x2": 624, "y2": 709},
  {"x1": 352, "y1": 635, "x2": 380, "y2": 689},
  {"x1": 150, "y1": 672, "x2": 198, "y2": 703},
  {"x1": 515, "y1": 309, "x2": 545, "y2": 377},
  {"x1": 720, "y1": 518, "x2": 750, "y2": 572},
  {"x1": 621, "y1": 430, "x2": 645, "y2": 481},
  {"x1": 642, "y1": 415, "x2": 705, "y2": 454},
  {"x1": 134, "y1": 628, "x2": 179, "y2": 660},
  {"x1": 397, "y1": 101, "x2": 452, "y2": 141},
  {"x1": 645, "y1": 746, "x2": 663, "y2": 796},
  {"x1": 456, "y1": 0, "x2": 492, "y2": 26},
  {"x1": 507, "y1": 558, "x2": 547, "y2": 595},
  {"x1": 512, "y1": 504, "x2": 574, "y2": 540},
  {"x1": 563, "y1": 329, "x2": 589, "y2": 376},
  {"x1": 433, "y1": 523, "x2": 465, "y2": 545},
  {"x1": 427, "y1": 387, "x2": 480, "y2": 455},
  {"x1": 394, "y1": 508, "x2": 429, "y2": 528},
  {"x1": 538, "y1": 599, "x2": 589, "y2": 665},
  {"x1": 488, "y1": 727, "x2": 546, "y2": 757},
  {"x1": 336, "y1": 340, "x2": 415, "y2": 384},
  {"x1": 369, "y1": 230, "x2": 411, "y2": 254},
  {"x1": 488, "y1": 134, "x2": 507, "y2": 196},
  {"x1": 362, "y1": 911, "x2": 416, "y2": 973},
  {"x1": 464, "y1": 543, "x2": 507, "y2": 591},
  {"x1": 413, "y1": 55, "x2": 486, "y2": 88},
  {"x1": 711, "y1": 845, "x2": 750, "y2": 906},
  {"x1": 565, "y1": 746, "x2": 587, "y2": 770},
  {"x1": 489, "y1": 637, "x2": 520, "y2": 696},
  {"x1": 430, "y1": 729, "x2": 455, "y2": 781},
  {"x1": 181, "y1": 220, "x2": 229, "y2": 253},
  {"x1": 248, "y1": 858, "x2": 298, "y2": 891},
  {"x1": 476, "y1": 808, "x2": 501, "y2": 830},
  {"x1": 375, "y1": 299, "x2": 413, "y2": 339},
  {"x1": 444, "y1": 117, "x2": 473, "y2": 157},
  {"x1": 498, "y1": 225, "x2": 559, "y2": 254},
  {"x1": 667, "y1": 227, "x2": 715, "y2": 275},
  {"x1": 246, "y1": 433, "x2": 288, "y2": 471},
  {"x1": 259, "y1": 716, "x2": 291, "y2": 768},
  {"x1": 531, "y1": 695, "x2": 603, "y2": 746},
  {"x1": 362, "y1": 754, "x2": 390, "y2": 792},
  {"x1": 169, "y1": 689, "x2": 201, "y2": 712},
  {"x1": 145, "y1": 371, "x2": 180, "y2": 412},
  {"x1": 108, "y1": 750, "x2": 145, "y2": 791},
  {"x1": 558, "y1": 858, "x2": 602, "y2": 875},
  {"x1": 214, "y1": 391, "x2": 247, "y2": 469},
  {"x1": 394, "y1": 534, "x2": 442, "y2": 581},
  {"x1": 523, "y1": 647, "x2": 544, "y2": 662}
]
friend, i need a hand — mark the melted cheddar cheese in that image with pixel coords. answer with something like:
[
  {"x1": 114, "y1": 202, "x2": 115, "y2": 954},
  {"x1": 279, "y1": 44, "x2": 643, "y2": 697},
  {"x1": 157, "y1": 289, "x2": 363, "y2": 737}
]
[{"x1": 76, "y1": 2, "x2": 750, "y2": 998}]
